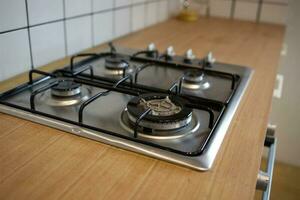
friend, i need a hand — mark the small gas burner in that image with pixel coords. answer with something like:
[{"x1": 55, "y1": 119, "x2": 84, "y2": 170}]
[
  {"x1": 182, "y1": 70, "x2": 210, "y2": 90},
  {"x1": 125, "y1": 94, "x2": 193, "y2": 131},
  {"x1": 38, "y1": 80, "x2": 90, "y2": 107},
  {"x1": 51, "y1": 80, "x2": 81, "y2": 97},
  {"x1": 105, "y1": 55, "x2": 129, "y2": 75}
]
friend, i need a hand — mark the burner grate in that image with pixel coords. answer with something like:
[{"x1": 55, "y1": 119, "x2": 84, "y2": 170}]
[{"x1": 0, "y1": 42, "x2": 242, "y2": 158}]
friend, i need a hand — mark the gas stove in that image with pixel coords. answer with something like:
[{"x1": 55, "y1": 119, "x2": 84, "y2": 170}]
[{"x1": 0, "y1": 43, "x2": 253, "y2": 171}]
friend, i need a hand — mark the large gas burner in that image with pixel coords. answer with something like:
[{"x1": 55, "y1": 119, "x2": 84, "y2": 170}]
[
  {"x1": 182, "y1": 69, "x2": 210, "y2": 90},
  {"x1": 105, "y1": 55, "x2": 129, "y2": 75},
  {"x1": 126, "y1": 94, "x2": 192, "y2": 131}
]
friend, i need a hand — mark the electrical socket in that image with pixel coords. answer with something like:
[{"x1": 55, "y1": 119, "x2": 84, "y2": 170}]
[
  {"x1": 281, "y1": 43, "x2": 288, "y2": 56},
  {"x1": 273, "y1": 74, "x2": 284, "y2": 99}
]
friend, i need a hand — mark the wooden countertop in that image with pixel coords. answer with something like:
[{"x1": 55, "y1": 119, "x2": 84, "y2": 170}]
[{"x1": 0, "y1": 18, "x2": 284, "y2": 200}]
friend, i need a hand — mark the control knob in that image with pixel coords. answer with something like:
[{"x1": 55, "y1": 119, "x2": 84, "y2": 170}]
[
  {"x1": 184, "y1": 49, "x2": 196, "y2": 63},
  {"x1": 146, "y1": 43, "x2": 158, "y2": 58},
  {"x1": 165, "y1": 46, "x2": 176, "y2": 60}
]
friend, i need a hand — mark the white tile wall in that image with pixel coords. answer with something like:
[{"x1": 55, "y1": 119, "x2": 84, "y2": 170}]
[
  {"x1": 132, "y1": 4, "x2": 146, "y2": 32},
  {"x1": 92, "y1": 0, "x2": 114, "y2": 12},
  {"x1": 0, "y1": 0, "x2": 27, "y2": 32},
  {"x1": 234, "y1": 1, "x2": 259, "y2": 21},
  {"x1": 260, "y1": 3, "x2": 288, "y2": 24},
  {"x1": 0, "y1": 0, "x2": 179, "y2": 82},
  {"x1": 0, "y1": 30, "x2": 31, "y2": 80},
  {"x1": 133, "y1": 0, "x2": 146, "y2": 3},
  {"x1": 65, "y1": 0, "x2": 92, "y2": 18},
  {"x1": 66, "y1": 16, "x2": 92, "y2": 55},
  {"x1": 0, "y1": 0, "x2": 289, "y2": 82},
  {"x1": 115, "y1": 0, "x2": 132, "y2": 8},
  {"x1": 30, "y1": 22, "x2": 65, "y2": 67},
  {"x1": 190, "y1": 1, "x2": 208, "y2": 16},
  {"x1": 265, "y1": 0, "x2": 288, "y2": 4},
  {"x1": 146, "y1": 2, "x2": 158, "y2": 26},
  {"x1": 168, "y1": 0, "x2": 181, "y2": 16},
  {"x1": 114, "y1": 8, "x2": 131, "y2": 38},
  {"x1": 93, "y1": 11, "x2": 114, "y2": 45},
  {"x1": 209, "y1": 0, "x2": 288, "y2": 24},
  {"x1": 157, "y1": 1, "x2": 168, "y2": 22},
  {"x1": 27, "y1": 0, "x2": 64, "y2": 25},
  {"x1": 210, "y1": 0, "x2": 232, "y2": 18}
]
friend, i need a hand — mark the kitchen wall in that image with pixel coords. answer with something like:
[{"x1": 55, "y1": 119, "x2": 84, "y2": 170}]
[
  {"x1": 270, "y1": 0, "x2": 300, "y2": 167},
  {"x1": 0, "y1": 0, "x2": 289, "y2": 82},
  {"x1": 195, "y1": 0, "x2": 288, "y2": 24},
  {"x1": 0, "y1": 0, "x2": 181, "y2": 82}
]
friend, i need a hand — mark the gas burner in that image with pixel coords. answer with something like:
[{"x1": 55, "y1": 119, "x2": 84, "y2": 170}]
[
  {"x1": 139, "y1": 96, "x2": 181, "y2": 116},
  {"x1": 37, "y1": 80, "x2": 91, "y2": 107},
  {"x1": 182, "y1": 70, "x2": 210, "y2": 90},
  {"x1": 125, "y1": 94, "x2": 193, "y2": 132},
  {"x1": 105, "y1": 55, "x2": 129, "y2": 75},
  {"x1": 121, "y1": 110, "x2": 200, "y2": 140},
  {"x1": 51, "y1": 80, "x2": 81, "y2": 97}
]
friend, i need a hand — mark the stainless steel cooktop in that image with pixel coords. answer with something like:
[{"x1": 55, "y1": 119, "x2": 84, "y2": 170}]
[{"x1": 0, "y1": 43, "x2": 253, "y2": 171}]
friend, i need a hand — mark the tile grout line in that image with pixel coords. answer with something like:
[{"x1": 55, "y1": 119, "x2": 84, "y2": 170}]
[
  {"x1": 129, "y1": 3, "x2": 133, "y2": 35},
  {"x1": 91, "y1": 0, "x2": 95, "y2": 47},
  {"x1": 230, "y1": 0, "x2": 236, "y2": 19},
  {"x1": 256, "y1": 0, "x2": 264, "y2": 23},
  {"x1": 112, "y1": 0, "x2": 116, "y2": 38},
  {"x1": 144, "y1": 1, "x2": 148, "y2": 28},
  {"x1": 24, "y1": 0, "x2": 34, "y2": 69},
  {"x1": 62, "y1": 0, "x2": 68, "y2": 56}
]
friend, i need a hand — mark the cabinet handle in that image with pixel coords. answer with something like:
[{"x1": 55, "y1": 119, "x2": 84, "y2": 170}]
[{"x1": 256, "y1": 125, "x2": 277, "y2": 200}]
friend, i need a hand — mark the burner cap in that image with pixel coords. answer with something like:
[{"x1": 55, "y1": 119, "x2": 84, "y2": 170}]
[
  {"x1": 105, "y1": 55, "x2": 129, "y2": 70},
  {"x1": 126, "y1": 93, "x2": 192, "y2": 130},
  {"x1": 184, "y1": 70, "x2": 204, "y2": 83},
  {"x1": 51, "y1": 80, "x2": 81, "y2": 97},
  {"x1": 182, "y1": 70, "x2": 210, "y2": 90}
]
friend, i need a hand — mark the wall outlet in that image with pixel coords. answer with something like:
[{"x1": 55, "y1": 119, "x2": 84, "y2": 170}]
[
  {"x1": 273, "y1": 74, "x2": 284, "y2": 99},
  {"x1": 281, "y1": 43, "x2": 288, "y2": 56}
]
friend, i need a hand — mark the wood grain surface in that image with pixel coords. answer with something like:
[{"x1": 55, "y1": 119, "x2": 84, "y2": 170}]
[{"x1": 0, "y1": 17, "x2": 285, "y2": 200}]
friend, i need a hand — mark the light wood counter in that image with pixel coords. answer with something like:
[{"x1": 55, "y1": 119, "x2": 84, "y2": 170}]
[{"x1": 0, "y1": 17, "x2": 285, "y2": 200}]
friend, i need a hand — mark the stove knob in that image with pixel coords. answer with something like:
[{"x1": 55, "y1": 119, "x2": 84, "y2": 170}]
[
  {"x1": 146, "y1": 43, "x2": 158, "y2": 58},
  {"x1": 207, "y1": 52, "x2": 216, "y2": 65},
  {"x1": 147, "y1": 43, "x2": 156, "y2": 51},
  {"x1": 184, "y1": 49, "x2": 196, "y2": 63},
  {"x1": 166, "y1": 46, "x2": 176, "y2": 59}
]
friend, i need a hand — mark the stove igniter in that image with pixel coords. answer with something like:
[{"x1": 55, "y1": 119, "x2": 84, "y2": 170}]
[
  {"x1": 184, "y1": 49, "x2": 196, "y2": 63},
  {"x1": 165, "y1": 46, "x2": 176, "y2": 60},
  {"x1": 126, "y1": 94, "x2": 192, "y2": 131},
  {"x1": 206, "y1": 52, "x2": 216, "y2": 65},
  {"x1": 51, "y1": 80, "x2": 81, "y2": 97},
  {"x1": 147, "y1": 43, "x2": 156, "y2": 51},
  {"x1": 182, "y1": 70, "x2": 210, "y2": 90},
  {"x1": 105, "y1": 55, "x2": 129, "y2": 75}
]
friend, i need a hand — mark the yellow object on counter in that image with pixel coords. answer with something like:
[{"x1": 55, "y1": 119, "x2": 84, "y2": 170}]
[{"x1": 177, "y1": 9, "x2": 199, "y2": 22}]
